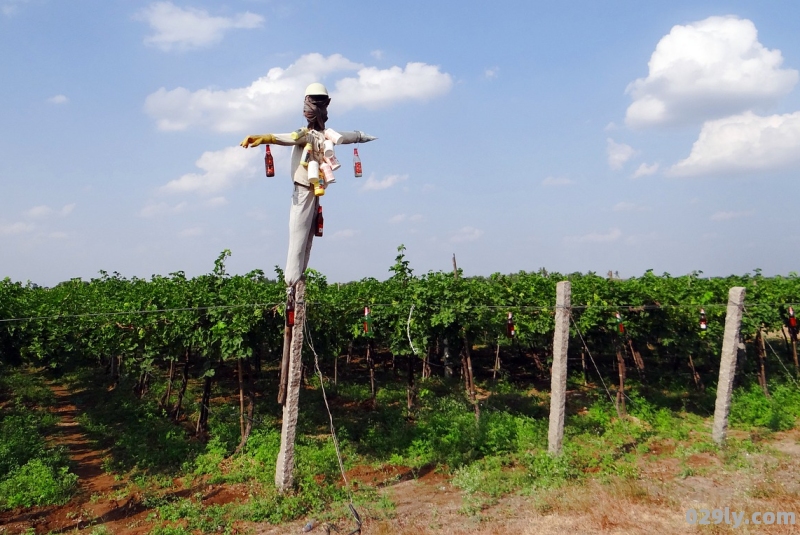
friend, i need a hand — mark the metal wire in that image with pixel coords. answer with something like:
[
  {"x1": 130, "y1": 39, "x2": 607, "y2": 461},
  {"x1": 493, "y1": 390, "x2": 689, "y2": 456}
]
[
  {"x1": 302, "y1": 302, "x2": 362, "y2": 534},
  {"x1": 743, "y1": 307, "x2": 799, "y2": 387},
  {"x1": 3, "y1": 301, "x2": 800, "y2": 324},
  {"x1": 569, "y1": 313, "x2": 617, "y2": 409}
]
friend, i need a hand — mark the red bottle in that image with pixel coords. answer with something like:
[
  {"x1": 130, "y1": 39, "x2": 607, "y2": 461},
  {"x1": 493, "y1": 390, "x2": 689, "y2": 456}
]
[
  {"x1": 506, "y1": 312, "x2": 515, "y2": 338},
  {"x1": 265, "y1": 146, "x2": 275, "y2": 177},
  {"x1": 699, "y1": 308, "x2": 707, "y2": 331},
  {"x1": 286, "y1": 299, "x2": 295, "y2": 326},
  {"x1": 353, "y1": 148, "x2": 362, "y2": 177},
  {"x1": 315, "y1": 205, "x2": 323, "y2": 237},
  {"x1": 615, "y1": 312, "x2": 625, "y2": 334}
]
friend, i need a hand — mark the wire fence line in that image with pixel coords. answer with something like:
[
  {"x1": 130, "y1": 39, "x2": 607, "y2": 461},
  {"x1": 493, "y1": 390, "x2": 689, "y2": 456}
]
[{"x1": 3, "y1": 301, "x2": 799, "y2": 324}]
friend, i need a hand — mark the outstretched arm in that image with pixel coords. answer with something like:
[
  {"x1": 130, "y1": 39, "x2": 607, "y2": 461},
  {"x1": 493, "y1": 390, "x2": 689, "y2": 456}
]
[
  {"x1": 240, "y1": 133, "x2": 305, "y2": 148},
  {"x1": 336, "y1": 131, "x2": 378, "y2": 144}
]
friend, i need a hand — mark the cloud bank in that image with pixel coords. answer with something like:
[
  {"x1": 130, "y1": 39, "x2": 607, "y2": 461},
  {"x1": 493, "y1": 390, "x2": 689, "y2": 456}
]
[
  {"x1": 625, "y1": 16, "x2": 798, "y2": 128},
  {"x1": 136, "y1": 2, "x2": 263, "y2": 51},
  {"x1": 144, "y1": 53, "x2": 452, "y2": 132},
  {"x1": 669, "y1": 111, "x2": 800, "y2": 176}
]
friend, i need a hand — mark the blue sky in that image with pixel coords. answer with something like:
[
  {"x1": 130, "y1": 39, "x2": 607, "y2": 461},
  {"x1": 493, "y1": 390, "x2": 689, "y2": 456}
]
[{"x1": 2, "y1": 1, "x2": 800, "y2": 286}]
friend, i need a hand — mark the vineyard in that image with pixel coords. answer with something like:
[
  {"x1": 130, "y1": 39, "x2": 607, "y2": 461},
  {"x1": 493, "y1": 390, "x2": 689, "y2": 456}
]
[{"x1": 2, "y1": 247, "x2": 800, "y2": 534}]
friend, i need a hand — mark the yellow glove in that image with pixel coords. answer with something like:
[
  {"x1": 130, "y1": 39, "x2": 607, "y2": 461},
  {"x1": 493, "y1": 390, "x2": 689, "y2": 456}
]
[{"x1": 240, "y1": 134, "x2": 275, "y2": 148}]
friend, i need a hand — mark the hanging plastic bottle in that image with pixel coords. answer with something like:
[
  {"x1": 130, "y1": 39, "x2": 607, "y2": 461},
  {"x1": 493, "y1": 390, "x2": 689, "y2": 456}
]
[
  {"x1": 290, "y1": 127, "x2": 308, "y2": 140},
  {"x1": 363, "y1": 306, "x2": 373, "y2": 335},
  {"x1": 264, "y1": 145, "x2": 275, "y2": 177},
  {"x1": 699, "y1": 308, "x2": 707, "y2": 331},
  {"x1": 506, "y1": 312, "x2": 515, "y2": 338},
  {"x1": 324, "y1": 128, "x2": 343, "y2": 145},
  {"x1": 308, "y1": 161, "x2": 325, "y2": 196},
  {"x1": 615, "y1": 312, "x2": 625, "y2": 334},
  {"x1": 325, "y1": 154, "x2": 341, "y2": 171},
  {"x1": 353, "y1": 147, "x2": 362, "y2": 177},
  {"x1": 323, "y1": 140, "x2": 335, "y2": 157},
  {"x1": 320, "y1": 162, "x2": 335, "y2": 184},
  {"x1": 315, "y1": 205, "x2": 323, "y2": 237},
  {"x1": 301, "y1": 143, "x2": 312, "y2": 168},
  {"x1": 789, "y1": 306, "x2": 798, "y2": 341}
]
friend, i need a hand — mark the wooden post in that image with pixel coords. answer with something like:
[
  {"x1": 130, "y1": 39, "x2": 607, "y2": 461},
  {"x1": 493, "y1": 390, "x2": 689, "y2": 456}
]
[
  {"x1": 615, "y1": 345, "x2": 627, "y2": 417},
  {"x1": 756, "y1": 329, "x2": 770, "y2": 398},
  {"x1": 275, "y1": 279, "x2": 306, "y2": 492},
  {"x1": 712, "y1": 287, "x2": 746, "y2": 445},
  {"x1": 548, "y1": 281, "x2": 570, "y2": 455},
  {"x1": 277, "y1": 322, "x2": 291, "y2": 404}
]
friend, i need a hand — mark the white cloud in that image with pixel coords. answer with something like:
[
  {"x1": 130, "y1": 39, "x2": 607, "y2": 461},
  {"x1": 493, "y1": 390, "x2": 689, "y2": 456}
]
[
  {"x1": 333, "y1": 62, "x2": 453, "y2": 111},
  {"x1": 484, "y1": 67, "x2": 499, "y2": 79},
  {"x1": 669, "y1": 111, "x2": 800, "y2": 176},
  {"x1": 160, "y1": 146, "x2": 259, "y2": 195},
  {"x1": 450, "y1": 226, "x2": 484, "y2": 243},
  {"x1": 204, "y1": 196, "x2": 228, "y2": 208},
  {"x1": 612, "y1": 202, "x2": 649, "y2": 212},
  {"x1": 25, "y1": 203, "x2": 75, "y2": 218},
  {"x1": 0, "y1": 222, "x2": 34, "y2": 235},
  {"x1": 541, "y1": 176, "x2": 574, "y2": 186},
  {"x1": 631, "y1": 162, "x2": 659, "y2": 179},
  {"x1": 565, "y1": 228, "x2": 622, "y2": 244},
  {"x1": 370, "y1": 50, "x2": 384, "y2": 59},
  {"x1": 26, "y1": 205, "x2": 53, "y2": 218},
  {"x1": 409, "y1": 214, "x2": 424, "y2": 222},
  {"x1": 178, "y1": 227, "x2": 203, "y2": 237},
  {"x1": 144, "y1": 53, "x2": 452, "y2": 132},
  {"x1": 710, "y1": 210, "x2": 753, "y2": 221},
  {"x1": 361, "y1": 173, "x2": 408, "y2": 192},
  {"x1": 47, "y1": 95, "x2": 68, "y2": 105},
  {"x1": 139, "y1": 201, "x2": 188, "y2": 218},
  {"x1": 625, "y1": 16, "x2": 798, "y2": 128},
  {"x1": 136, "y1": 2, "x2": 263, "y2": 52},
  {"x1": 607, "y1": 138, "x2": 636, "y2": 170}
]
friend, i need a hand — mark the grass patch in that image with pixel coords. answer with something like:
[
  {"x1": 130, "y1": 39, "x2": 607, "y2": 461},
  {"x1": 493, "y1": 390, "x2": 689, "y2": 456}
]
[{"x1": 0, "y1": 365, "x2": 78, "y2": 509}]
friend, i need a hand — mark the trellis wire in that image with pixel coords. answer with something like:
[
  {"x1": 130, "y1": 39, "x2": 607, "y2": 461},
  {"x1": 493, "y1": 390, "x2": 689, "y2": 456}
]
[{"x1": 3, "y1": 301, "x2": 799, "y2": 324}]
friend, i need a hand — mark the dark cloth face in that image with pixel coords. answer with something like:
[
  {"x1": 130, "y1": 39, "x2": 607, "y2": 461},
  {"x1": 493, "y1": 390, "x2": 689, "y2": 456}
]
[{"x1": 303, "y1": 95, "x2": 331, "y2": 131}]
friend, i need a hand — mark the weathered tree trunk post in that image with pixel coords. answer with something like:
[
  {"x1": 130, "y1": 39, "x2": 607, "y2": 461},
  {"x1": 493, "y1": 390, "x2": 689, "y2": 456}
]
[
  {"x1": 275, "y1": 279, "x2": 306, "y2": 492},
  {"x1": 712, "y1": 287, "x2": 746, "y2": 445},
  {"x1": 615, "y1": 346, "x2": 627, "y2": 417},
  {"x1": 548, "y1": 281, "x2": 570, "y2": 455},
  {"x1": 277, "y1": 321, "x2": 291, "y2": 404},
  {"x1": 793, "y1": 336, "x2": 799, "y2": 376},
  {"x1": 756, "y1": 329, "x2": 770, "y2": 398}
]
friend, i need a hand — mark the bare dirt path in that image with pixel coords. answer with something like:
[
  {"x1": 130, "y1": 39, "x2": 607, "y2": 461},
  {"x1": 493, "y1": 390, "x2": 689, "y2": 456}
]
[{"x1": 0, "y1": 384, "x2": 151, "y2": 535}]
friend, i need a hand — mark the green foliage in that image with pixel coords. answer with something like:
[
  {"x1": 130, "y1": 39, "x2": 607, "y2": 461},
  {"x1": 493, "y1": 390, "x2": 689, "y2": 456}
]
[
  {"x1": 730, "y1": 381, "x2": 800, "y2": 431},
  {"x1": 0, "y1": 367, "x2": 77, "y2": 510},
  {"x1": 0, "y1": 458, "x2": 78, "y2": 508}
]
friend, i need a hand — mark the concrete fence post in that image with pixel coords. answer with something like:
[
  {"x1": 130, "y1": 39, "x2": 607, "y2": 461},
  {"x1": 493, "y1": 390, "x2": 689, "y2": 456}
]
[
  {"x1": 548, "y1": 281, "x2": 571, "y2": 455},
  {"x1": 275, "y1": 279, "x2": 306, "y2": 491},
  {"x1": 712, "y1": 286, "x2": 746, "y2": 445}
]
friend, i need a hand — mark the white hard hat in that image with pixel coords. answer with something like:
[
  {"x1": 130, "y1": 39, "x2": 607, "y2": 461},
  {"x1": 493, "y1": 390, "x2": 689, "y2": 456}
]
[{"x1": 305, "y1": 82, "x2": 329, "y2": 97}]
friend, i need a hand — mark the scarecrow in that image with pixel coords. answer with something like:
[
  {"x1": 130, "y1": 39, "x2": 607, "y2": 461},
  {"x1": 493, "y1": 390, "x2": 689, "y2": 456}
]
[{"x1": 240, "y1": 82, "x2": 376, "y2": 309}]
